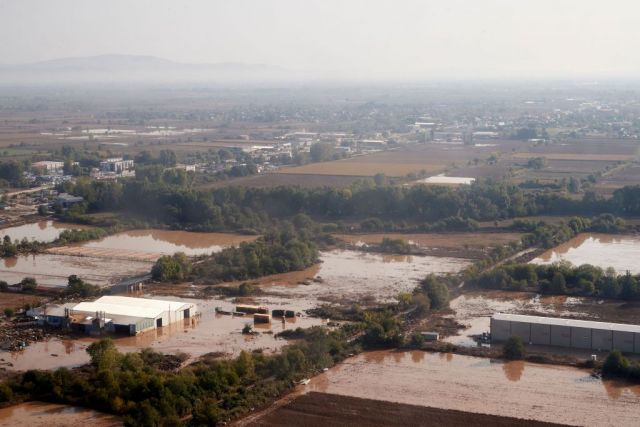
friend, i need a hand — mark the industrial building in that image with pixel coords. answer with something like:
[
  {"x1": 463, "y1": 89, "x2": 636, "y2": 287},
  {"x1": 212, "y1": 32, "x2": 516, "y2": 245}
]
[
  {"x1": 491, "y1": 313, "x2": 640, "y2": 354},
  {"x1": 99, "y1": 157, "x2": 135, "y2": 174},
  {"x1": 33, "y1": 296, "x2": 197, "y2": 336}
]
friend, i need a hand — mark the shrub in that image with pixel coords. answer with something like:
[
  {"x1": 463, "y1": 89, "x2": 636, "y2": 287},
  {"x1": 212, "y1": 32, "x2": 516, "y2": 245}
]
[
  {"x1": 3, "y1": 308, "x2": 14, "y2": 318},
  {"x1": 503, "y1": 336, "x2": 525, "y2": 360}
]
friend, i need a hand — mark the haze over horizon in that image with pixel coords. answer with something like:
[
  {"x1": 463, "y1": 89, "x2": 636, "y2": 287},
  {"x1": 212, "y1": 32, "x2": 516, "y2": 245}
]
[{"x1": 1, "y1": 0, "x2": 640, "y2": 82}]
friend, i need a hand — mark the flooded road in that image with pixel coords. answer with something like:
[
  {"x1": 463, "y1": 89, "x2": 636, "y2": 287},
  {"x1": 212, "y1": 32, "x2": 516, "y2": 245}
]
[
  {"x1": 0, "y1": 297, "x2": 325, "y2": 371},
  {"x1": 0, "y1": 220, "x2": 86, "y2": 243},
  {"x1": 532, "y1": 233, "x2": 640, "y2": 274},
  {"x1": 301, "y1": 350, "x2": 640, "y2": 426},
  {"x1": 0, "y1": 401, "x2": 121, "y2": 427}
]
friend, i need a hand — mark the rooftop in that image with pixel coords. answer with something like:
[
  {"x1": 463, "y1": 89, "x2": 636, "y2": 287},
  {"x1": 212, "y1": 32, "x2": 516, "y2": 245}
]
[
  {"x1": 493, "y1": 313, "x2": 640, "y2": 334},
  {"x1": 72, "y1": 296, "x2": 192, "y2": 320}
]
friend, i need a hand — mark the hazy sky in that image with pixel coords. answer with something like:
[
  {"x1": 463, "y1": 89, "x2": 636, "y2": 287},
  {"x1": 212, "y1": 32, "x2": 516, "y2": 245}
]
[{"x1": 1, "y1": 0, "x2": 639, "y2": 80}]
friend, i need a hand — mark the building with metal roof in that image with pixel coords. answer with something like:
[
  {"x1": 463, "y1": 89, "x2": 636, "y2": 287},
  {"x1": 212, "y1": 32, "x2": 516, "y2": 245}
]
[
  {"x1": 56, "y1": 296, "x2": 198, "y2": 335},
  {"x1": 491, "y1": 313, "x2": 640, "y2": 354}
]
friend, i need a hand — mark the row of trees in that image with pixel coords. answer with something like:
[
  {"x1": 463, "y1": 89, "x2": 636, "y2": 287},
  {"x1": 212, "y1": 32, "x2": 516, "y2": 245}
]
[
  {"x1": 193, "y1": 231, "x2": 318, "y2": 284},
  {"x1": 59, "y1": 170, "x2": 640, "y2": 232},
  {"x1": 0, "y1": 326, "x2": 354, "y2": 426},
  {"x1": 472, "y1": 261, "x2": 640, "y2": 300}
]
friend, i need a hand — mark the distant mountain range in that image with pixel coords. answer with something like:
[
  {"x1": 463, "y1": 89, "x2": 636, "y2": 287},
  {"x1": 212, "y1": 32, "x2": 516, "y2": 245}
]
[{"x1": 0, "y1": 54, "x2": 302, "y2": 85}]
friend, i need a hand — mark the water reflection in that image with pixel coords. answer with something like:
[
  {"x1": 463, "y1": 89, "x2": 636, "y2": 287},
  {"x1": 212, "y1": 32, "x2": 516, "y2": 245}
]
[
  {"x1": 532, "y1": 233, "x2": 640, "y2": 274},
  {"x1": 502, "y1": 361, "x2": 525, "y2": 382}
]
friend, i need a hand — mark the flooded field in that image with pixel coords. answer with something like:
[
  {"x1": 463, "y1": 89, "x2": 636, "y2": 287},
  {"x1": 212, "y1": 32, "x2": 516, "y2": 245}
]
[
  {"x1": 0, "y1": 297, "x2": 325, "y2": 371},
  {"x1": 532, "y1": 233, "x2": 640, "y2": 274},
  {"x1": 257, "y1": 249, "x2": 470, "y2": 305},
  {"x1": 0, "y1": 253, "x2": 152, "y2": 288},
  {"x1": 0, "y1": 220, "x2": 86, "y2": 243},
  {"x1": 0, "y1": 402, "x2": 121, "y2": 427},
  {"x1": 299, "y1": 350, "x2": 640, "y2": 426},
  {"x1": 79, "y1": 229, "x2": 256, "y2": 257},
  {"x1": 335, "y1": 232, "x2": 521, "y2": 257}
]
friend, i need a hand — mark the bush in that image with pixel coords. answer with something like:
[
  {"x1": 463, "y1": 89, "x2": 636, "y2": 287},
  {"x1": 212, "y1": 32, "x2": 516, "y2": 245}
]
[
  {"x1": 602, "y1": 350, "x2": 630, "y2": 377},
  {"x1": 151, "y1": 252, "x2": 192, "y2": 281},
  {"x1": 420, "y1": 275, "x2": 450, "y2": 310},
  {"x1": 238, "y1": 282, "x2": 254, "y2": 296},
  {"x1": 503, "y1": 336, "x2": 525, "y2": 360},
  {"x1": 409, "y1": 333, "x2": 425, "y2": 349},
  {"x1": 3, "y1": 308, "x2": 14, "y2": 318}
]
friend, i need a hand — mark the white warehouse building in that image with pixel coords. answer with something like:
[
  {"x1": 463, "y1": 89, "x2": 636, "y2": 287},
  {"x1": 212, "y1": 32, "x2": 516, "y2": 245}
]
[
  {"x1": 70, "y1": 296, "x2": 197, "y2": 335},
  {"x1": 491, "y1": 313, "x2": 640, "y2": 354}
]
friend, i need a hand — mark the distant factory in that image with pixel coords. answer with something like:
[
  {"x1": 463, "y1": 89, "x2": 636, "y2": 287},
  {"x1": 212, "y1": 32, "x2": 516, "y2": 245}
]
[{"x1": 491, "y1": 313, "x2": 640, "y2": 354}]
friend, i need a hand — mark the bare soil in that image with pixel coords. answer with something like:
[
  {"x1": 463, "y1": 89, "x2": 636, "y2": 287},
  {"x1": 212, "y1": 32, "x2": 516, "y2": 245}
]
[{"x1": 249, "y1": 392, "x2": 567, "y2": 427}]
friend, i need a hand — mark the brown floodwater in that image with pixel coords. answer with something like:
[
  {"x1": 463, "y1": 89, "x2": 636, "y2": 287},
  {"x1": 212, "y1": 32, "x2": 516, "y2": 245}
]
[
  {"x1": 334, "y1": 232, "x2": 521, "y2": 250},
  {"x1": 299, "y1": 350, "x2": 640, "y2": 426},
  {"x1": 0, "y1": 401, "x2": 121, "y2": 427},
  {"x1": 259, "y1": 249, "x2": 470, "y2": 305},
  {"x1": 445, "y1": 291, "x2": 591, "y2": 346},
  {"x1": 0, "y1": 220, "x2": 87, "y2": 243},
  {"x1": 0, "y1": 297, "x2": 325, "y2": 371},
  {"x1": 80, "y1": 229, "x2": 257, "y2": 257},
  {"x1": 0, "y1": 253, "x2": 152, "y2": 287},
  {"x1": 532, "y1": 233, "x2": 640, "y2": 274}
]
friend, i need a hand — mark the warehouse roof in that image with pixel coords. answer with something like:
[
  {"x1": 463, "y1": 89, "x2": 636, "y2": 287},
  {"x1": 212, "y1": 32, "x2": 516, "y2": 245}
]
[
  {"x1": 493, "y1": 313, "x2": 640, "y2": 334},
  {"x1": 72, "y1": 296, "x2": 192, "y2": 320}
]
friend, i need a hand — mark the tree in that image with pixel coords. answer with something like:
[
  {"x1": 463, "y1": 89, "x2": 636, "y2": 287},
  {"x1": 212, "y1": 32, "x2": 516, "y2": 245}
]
[
  {"x1": 20, "y1": 277, "x2": 37, "y2": 292},
  {"x1": 151, "y1": 252, "x2": 192, "y2": 281},
  {"x1": 420, "y1": 275, "x2": 450, "y2": 310},
  {"x1": 503, "y1": 336, "x2": 525, "y2": 360},
  {"x1": 602, "y1": 350, "x2": 630, "y2": 377},
  {"x1": 550, "y1": 272, "x2": 567, "y2": 294},
  {"x1": 309, "y1": 143, "x2": 334, "y2": 163}
]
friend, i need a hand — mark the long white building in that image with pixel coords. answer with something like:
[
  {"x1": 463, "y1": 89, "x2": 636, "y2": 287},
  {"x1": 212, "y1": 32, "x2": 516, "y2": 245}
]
[
  {"x1": 491, "y1": 313, "x2": 640, "y2": 354},
  {"x1": 68, "y1": 296, "x2": 197, "y2": 335}
]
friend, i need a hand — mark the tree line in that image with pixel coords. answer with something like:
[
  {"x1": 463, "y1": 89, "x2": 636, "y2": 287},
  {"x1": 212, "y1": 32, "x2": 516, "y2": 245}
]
[
  {"x1": 59, "y1": 174, "x2": 640, "y2": 232},
  {"x1": 472, "y1": 261, "x2": 640, "y2": 300}
]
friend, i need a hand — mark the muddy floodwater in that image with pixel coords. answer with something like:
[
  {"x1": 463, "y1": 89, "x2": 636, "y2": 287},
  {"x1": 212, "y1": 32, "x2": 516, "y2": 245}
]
[
  {"x1": 0, "y1": 401, "x2": 121, "y2": 426},
  {"x1": 0, "y1": 297, "x2": 325, "y2": 371},
  {"x1": 0, "y1": 220, "x2": 86, "y2": 243},
  {"x1": 80, "y1": 229, "x2": 257, "y2": 257},
  {"x1": 532, "y1": 233, "x2": 640, "y2": 274},
  {"x1": 259, "y1": 250, "x2": 470, "y2": 304},
  {"x1": 0, "y1": 253, "x2": 152, "y2": 288},
  {"x1": 300, "y1": 351, "x2": 640, "y2": 426},
  {"x1": 445, "y1": 291, "x2": 592, "y2": 346}
]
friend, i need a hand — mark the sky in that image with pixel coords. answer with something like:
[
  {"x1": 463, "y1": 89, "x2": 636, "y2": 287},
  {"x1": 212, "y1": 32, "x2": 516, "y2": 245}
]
[{"x1": 1, "y1": 0, "x2": 639, "y2": 81}]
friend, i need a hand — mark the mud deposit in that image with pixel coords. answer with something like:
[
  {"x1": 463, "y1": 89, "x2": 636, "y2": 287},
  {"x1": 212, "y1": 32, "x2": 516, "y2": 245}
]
[
  {"x1": 259, "y1": 249, "x2": 469, "y2": 305},
  {"x1": 298, "y1": 351, "x2": 640, "y2": 427},
  {"x1": 532, "y1": 233, "x2": 640, "y2": 274},
  {"x1": 335, "y1": 232, "x2": 521, "y2": 258},
  {"x1": 249, "y1": 392, "x2": 564, "y2": 427},
  {"x1": 0, "y1": 401, "x2": 121, "y2": 427},
  {"x1": 0, "y1": 253, "x2": 152, "y2": 287},
  {"x1": 0, "y1": 298, "x2": 325, "y2": 371},
  {"x1": 0, "y1": 220, "x2": 86, "y2": 243}
]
